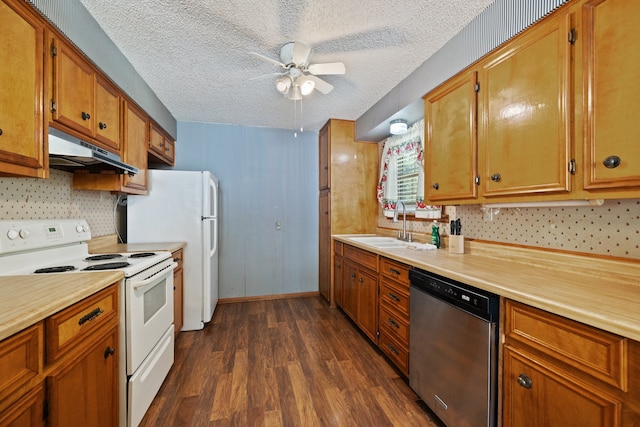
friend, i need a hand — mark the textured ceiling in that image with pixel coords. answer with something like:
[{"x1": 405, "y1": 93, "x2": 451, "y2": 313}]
[{"x1": 77, "y1": 0, "x2": 494, "y2": 133}]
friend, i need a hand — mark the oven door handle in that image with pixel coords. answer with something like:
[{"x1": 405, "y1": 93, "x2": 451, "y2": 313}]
[{"x1": 132, "y1": 262, "x2": 178, "y2": 290}]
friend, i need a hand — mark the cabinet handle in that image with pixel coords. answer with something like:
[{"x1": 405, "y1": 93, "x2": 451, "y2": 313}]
[
  {"x1": 388, "y1": 268, "x2": 401, "y2": 276},
  {"x1": 359, "y1": 277, "x2": 364, "y2": 283},
  {"x1": 387, "y1": 292, "x2": 400, "y2": 302},
  {"x1": 0, "y1": 128, "x2": 3, "y2": 136},
  {"x1": 603, "y1": 155, "x2": 621, "y2": 169},
  {"x1": 98, "y1": 121, "x2": 107, "y2": 130},
  {"x1": 491, "y1": 173, "x2": 502, "y2": 182},
  {"x1": 387, "y1": 343, "x2": 399, "y2": 355},
  {"x1": 432, "y1": 182, "x2": 439, "y2": 190},
  {"x1": 351, "y1": 273, "x2": 357, "y2": 279},
  {"x1": 81, "y1": 111, "x2": 91, "y2": 120},
  {"x1": 104, "y1": 346, "x2": 116, "y2": 359},
  {"x1": 173, "y1": 257, "x2": 181, "y2": 262},
  {"x1": 78, "y1": 307, "x2": 103, "y2": 325},
  {"x1": 517, "y1": 373, "x2": 532, "y2": 389},
  {"x1": 388, "y1": 318, "x2": 400, "y2": 329}
]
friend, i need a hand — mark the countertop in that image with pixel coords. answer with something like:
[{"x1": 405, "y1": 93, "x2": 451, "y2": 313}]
[
  {"x1": 334, "y1": 235, "x2": 640, "y2": 342},
  {"x1": 90, "y1": 241, "x2": 186, "y2": 254},
  {"x1": 0, "y1": 271, "x2": 124, "y2": 341}
]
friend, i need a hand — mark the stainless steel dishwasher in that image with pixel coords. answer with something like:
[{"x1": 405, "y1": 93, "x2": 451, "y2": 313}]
[{"x1": 409, "y1": 268, "x2": 499, "y2": 427}]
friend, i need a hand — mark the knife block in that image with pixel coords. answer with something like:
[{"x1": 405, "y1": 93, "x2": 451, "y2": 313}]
[{"x1": 449, "y1": 235, "x2": 464, "y2": 254}]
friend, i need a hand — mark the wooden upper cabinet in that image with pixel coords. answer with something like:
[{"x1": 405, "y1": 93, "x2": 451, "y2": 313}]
[
  {"x1": 425, "y1": 70, "x2": 478, "y2": 201},
  {"x1": 319, "y1": 123, "x2": 330, "y2": 190},
  {"x1": 51, "y1": 36, "x2": 95, "y2": 137},
  {"x1": 94, "y1": 75, "x2": 120, "y2": 152},
  {"x1": 0, "y1": 0, "x2": 46, "y2": 178},
  {"x1": 582, "y1": 0, "x2": 640, "y2": 190},
  {"x1": 478, "y1": 9, "x2": 574, "y2": 198},
  {"x1": 121, "y1": 100, "x2": 148, "y2": 193},
  {"x1": 148, "y1": 122, "x2": 175, "y2": 166}
]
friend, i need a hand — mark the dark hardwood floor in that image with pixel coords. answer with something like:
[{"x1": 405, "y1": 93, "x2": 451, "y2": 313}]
[{"x1": 140, "y1": 296, "x2": 438, "y2": 426}]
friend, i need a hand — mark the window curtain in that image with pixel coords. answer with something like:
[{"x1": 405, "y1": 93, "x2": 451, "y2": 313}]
[{"x1": 377, "y1": 120, "x2": 441, "y2": 218}]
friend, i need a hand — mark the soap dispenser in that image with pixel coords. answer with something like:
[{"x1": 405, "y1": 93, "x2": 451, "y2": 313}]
[{"x1": 431, "y1": 220, "x2": 440, "y2": 248}]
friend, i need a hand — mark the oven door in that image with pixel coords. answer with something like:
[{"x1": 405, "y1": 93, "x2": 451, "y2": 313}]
[{"x1": 126, "y1": 260, "x2": 176, "y2": 374}]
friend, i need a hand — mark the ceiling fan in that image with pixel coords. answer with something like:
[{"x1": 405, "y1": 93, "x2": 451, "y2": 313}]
[{"x1": 250, "y1": 41, "x2": 346, "y2": 100}]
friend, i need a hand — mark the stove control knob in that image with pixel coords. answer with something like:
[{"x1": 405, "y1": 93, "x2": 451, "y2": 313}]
[
  {"x1": 7, "y1": 229, "x2": 19, "y2": 240},
  {"x1": 19, "y1": 229, "x2": 30, "y2": 239},
  {"x1": 76, "y1": 224, "x2": 89, "y2": 233}
]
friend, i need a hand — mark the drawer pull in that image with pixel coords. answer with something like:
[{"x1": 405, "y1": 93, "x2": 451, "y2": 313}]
[
  {"x1": 517, "y1": 373, "x2": 533, "y2": 389},
  {"x1": 388, "y1": 318, "x2": 400, "y2": 329},
  {"x1": 81, "y1": 111, "x2": 91, "y2": 121},
  {"x1": 387, "y1": 343, "x2": 399, "y2": 355},
  {"x1": 104, "y1": 346, "x2": 116, "y2": 359},
  {"x1": 387, "y1": 292, "x2": 400, "y2": 302},
  {"x1": 78, "y1": 307, "x2": 104, "y2": 325},
  {"x1": 98, "y1": 121, "x2": 107, "y2": 130},
  {"x1": 388, "y1": 268, "x2": 401, "y2": 275}
]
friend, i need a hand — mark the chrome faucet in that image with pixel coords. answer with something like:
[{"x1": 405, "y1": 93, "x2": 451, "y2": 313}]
[{"x1": 393, "y1": 201, "x2": 412, "y2": 242}]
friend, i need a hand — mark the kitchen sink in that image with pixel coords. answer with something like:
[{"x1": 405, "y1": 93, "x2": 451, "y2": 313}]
[{"x1": 347, "y1": 236, "x2": 411, "y2": 249}]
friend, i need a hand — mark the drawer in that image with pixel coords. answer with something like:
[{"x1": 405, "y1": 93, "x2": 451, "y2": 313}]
[
  {"x1": 45, "y1": 284, "x2": 119, "y2": 364},
  {"x1": 334, "y1": 240, "x2": 343, "y2": 256},
  {"x1": 505, "y1": 300, "x2": 628, "y2": 391},
  {"x1": 379, "y1": 330, "x2": 409, "y2": 376},
  {"x1": 380, "y1": 279, "x2": 410, "y2": 316},
  {"x1": 0, "y1": 323, "x2": 41, "y2": 405},
  {"x1": 380, "y1": 257, "x2": 410, "y2": 285},
  {"x1": 379, "y1": 305, "x2": 409, "y2": 345},
  {"x1": 343, "y1": 244, "x2": 378, "y2": 272}
]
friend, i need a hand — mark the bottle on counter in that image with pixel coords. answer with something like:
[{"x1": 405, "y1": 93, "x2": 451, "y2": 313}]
[{"x1": 431, "y1": 220, "x2": 440, "y2": 249}]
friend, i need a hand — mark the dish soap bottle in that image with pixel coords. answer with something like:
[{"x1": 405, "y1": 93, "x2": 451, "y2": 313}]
[{"x1": 431, "y1": 220, "x2": 440, "y2": 248}]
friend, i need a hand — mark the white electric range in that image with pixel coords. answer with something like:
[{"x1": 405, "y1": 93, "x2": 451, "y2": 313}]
[{"x1": 0, "y1": 219, "x2": 176, "y2": 427}]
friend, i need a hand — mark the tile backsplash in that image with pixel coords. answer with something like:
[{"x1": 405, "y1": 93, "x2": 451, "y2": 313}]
[
  {"x1": 379, "y1": 199, "x2": 640, "y2": 260},
  {"x1": 0, "y1": 170, "x2": 117, "y2": 237}
]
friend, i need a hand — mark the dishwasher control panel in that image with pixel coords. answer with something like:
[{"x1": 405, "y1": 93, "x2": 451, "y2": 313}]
[{"x1": 409, "y1": 268, "x2": 499, "y2": 322}]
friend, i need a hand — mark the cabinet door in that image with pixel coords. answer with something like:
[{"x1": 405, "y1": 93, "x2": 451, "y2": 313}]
[
  {"x1": 357, "y1": 269, "x2": 378, "y2": 344},
  {"x1": 94, "y1": 75, "x2": 120, "y2": 152},
  {"x1": 319, "y1": 122, "x2": 330, "y2": 190},
  {"x1": 479, "y1": 11, "x2": 573, "y2": 197},
  {"x1": 333, "y1": 255, "x2": 343, "y2": 308},
  {"x1": 342, "y1": 261, "x2": 358, "y2": 321},
  {"x1": 121, "y1": 100, "x2": 148, "y2": 193},
  {"x1": 425, "y1": 70, "x2": 478, "y2": 201},
  {"x1": 0, "y1": 384, "x2": 45, "y2": 427},
  {"x1": 0, "y1": 0, "x2": 46, "y2": 177},
  {"x1": 503, "y1": 346, "x2": 621, "y2": 427},
  {"x1": 318, "y1": 191, "x2": 331, "y2": 302},
  {"x1": 148, "y1": 123, "x2": 165, "y2": 158},
  {"x1": 583, "y1": 0, "x2": 640, "y2": 189},
  {"x1": 47, "y1": 329, "x2": 118, "y2": 427},
  {"x1": 173, "y1": 249, "x2": 184, "y2": 337},
  {"x1": 52, "y1": 37, "x2": 94, "y2": 136}
]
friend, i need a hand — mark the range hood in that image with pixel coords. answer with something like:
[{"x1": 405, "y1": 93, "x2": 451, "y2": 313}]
[{"x1": 48, "y1": 127, "x2": 139, "y2": 175}]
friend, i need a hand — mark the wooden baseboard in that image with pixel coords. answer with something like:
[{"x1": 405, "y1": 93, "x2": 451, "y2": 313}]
[{"x1": 218, "y1": 291, "x2": 320, "y2": 304}]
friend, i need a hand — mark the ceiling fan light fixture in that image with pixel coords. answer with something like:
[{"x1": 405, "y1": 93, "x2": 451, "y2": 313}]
[
  {"x1": 275, "y1": 76, "x2": 292, "y2": 94},
  {"x1": 298, "y1": 76, "x2": 315, "y2": 96},
  {"x1": 288, "y1": 84, "x2": 302, "y2": 101},
  {"x1": 390, "y1": 119, "x2": 408, "y2": 135}
]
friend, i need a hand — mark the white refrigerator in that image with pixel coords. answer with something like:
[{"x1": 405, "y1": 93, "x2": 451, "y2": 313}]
[{"x1": 127, "y1": 170, "x2": 219, "y2": 330}]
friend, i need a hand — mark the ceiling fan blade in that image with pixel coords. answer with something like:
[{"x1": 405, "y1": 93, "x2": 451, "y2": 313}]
[
  {"x1": 306, "y1": 74, "x2": 334, "y2": 94},
  {"x1": 248, "y1": 72, "x2": 286, "y2": 81},
  {"x1": 308, "y1": 62, "x2": 346, "y2": 75},
  {"x1": 292, "y1": 42, "x2": 311, "y2": 65},
  {"x1": 249, "y1": 52, "x2": 286, "y2": 68}
]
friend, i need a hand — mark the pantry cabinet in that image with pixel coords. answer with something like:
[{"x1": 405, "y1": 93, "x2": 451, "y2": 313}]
[
  {"x1": 582, "y1": 0, "x2": 640, "y2": 192},
  {"x1": 502, "y1": 299, "x2": 640, "y2": 427},
  {"x1": 424, "y1": 70, "x2": 478, "y2": 201},
  {"x1": 0, "y1": 0, "x2": 47, "y2": 178},
  {"x1": 478, "y1": 8, "x2": 573, "y2": 198}
]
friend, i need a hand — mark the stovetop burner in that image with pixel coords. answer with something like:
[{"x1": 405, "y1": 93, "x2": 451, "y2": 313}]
[
  {"x1": 34, "y1": 266, "x2": 77, "y2": 274},
  {"x1": 82, "y1": 262, "x2": 131, "y2": 271},
  {"x1": 85, "y1": 254, "x2": 124, "y2": 261},
  {"x1": 128, "y1": 252, "x2": 156, "y2": 258}
]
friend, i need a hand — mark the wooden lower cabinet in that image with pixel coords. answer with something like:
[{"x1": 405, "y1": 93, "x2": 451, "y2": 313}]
[
  {"x1": 502, "y1": 299, "x2": 640, "y2": 426},
  {"x1": 341, "y1": 244, "x2": 379, "y2": 345},
  {"x1": 173, "y1": 248, "x2": 184, "y2": 337},
  {"x1": 333, "y1": 241, "x2": 344, "y2": 308},
  {"x1": 0, "y1": 284, "x2": 119, "y2": 426}
]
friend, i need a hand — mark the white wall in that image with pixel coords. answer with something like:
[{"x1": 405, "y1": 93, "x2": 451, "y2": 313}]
[{"x1": 175, "y1": 121, "x2": 319, "y2": 299}]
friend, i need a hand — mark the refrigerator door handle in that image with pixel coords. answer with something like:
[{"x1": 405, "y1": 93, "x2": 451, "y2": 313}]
[{"x1": 202, "y1": 216, "x2": 216, "y2": 220}]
